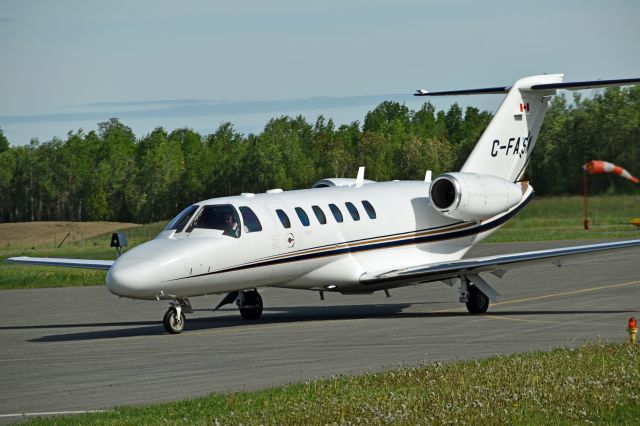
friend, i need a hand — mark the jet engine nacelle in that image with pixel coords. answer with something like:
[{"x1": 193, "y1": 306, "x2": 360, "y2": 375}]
[{"x1": 429, "y1": 172, "x2": 523, "y2": 221}]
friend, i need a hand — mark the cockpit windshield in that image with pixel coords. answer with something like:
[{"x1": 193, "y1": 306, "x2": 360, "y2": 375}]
[
  {"x1": 163, "y1": 205, "x2": 199, "y2": 232},
  {"x1": 187, "y1": 204, "x2": 241, "y2": 238}
]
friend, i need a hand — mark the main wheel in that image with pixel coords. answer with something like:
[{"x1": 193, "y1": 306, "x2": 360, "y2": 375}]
[
  {"x1": 466, "y1": 285, "x2": 489, "y2": 314},
  {"x1": 163, "y1": 307, "x2": 186, "y2": 334},
  {"x1": 239, "y1": 290, "x2": 263, "y2": 320}
]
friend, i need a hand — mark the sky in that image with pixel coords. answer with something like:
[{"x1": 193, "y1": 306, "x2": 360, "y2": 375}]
[{"x1": 1, "y1": 0, "x2": 639, "y2": 146}]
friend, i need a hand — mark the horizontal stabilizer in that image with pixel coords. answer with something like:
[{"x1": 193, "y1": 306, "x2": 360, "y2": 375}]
[
  {"x1": 415, "y1": 86, "x2": 509, "y2": 96},
  {"x1": 6, "y1": 256, "x2": 114, "y2": 270},
  {"x1": 531, "y1": 77, "x2": 640, "y2": 91},
  {"x1": 415, "y1": 77, "x2": 640, "y2": 96}
]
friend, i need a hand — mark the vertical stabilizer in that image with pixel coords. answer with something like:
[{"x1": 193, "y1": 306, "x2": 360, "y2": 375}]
[
  {"x1": 415, "y1": 74, "x2": 640, "y2": 182},
  {"x1": 460, "y1": 74, "x2": 563, "y2": 181}
]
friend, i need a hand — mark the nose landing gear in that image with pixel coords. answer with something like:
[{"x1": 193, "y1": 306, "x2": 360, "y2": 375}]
[{"x1": 163, "y1": 299, "x2": 193, "y2": 334}]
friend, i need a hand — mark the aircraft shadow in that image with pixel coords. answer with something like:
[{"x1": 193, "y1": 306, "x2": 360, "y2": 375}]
[{"x1": 26, "y1": 304, "x2": 636, "y2": 343}]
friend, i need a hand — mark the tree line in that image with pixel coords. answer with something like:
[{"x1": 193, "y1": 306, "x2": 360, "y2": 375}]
[{"x1": 0, "y1": 86, "x2": 638, "y2": 224}]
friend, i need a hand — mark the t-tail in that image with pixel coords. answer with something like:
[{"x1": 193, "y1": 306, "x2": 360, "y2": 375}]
[
  {"x1": 416, "y1": 74, "x2": 640, "y2": 182},
  {"x1": 416, "y1": 74, "x2": 640, "y2": 223}
]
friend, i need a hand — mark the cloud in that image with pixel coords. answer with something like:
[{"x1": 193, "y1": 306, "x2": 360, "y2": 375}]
[
  {"x1": 0, "y1": 18, "x2": 16, "y2": 24},
  {"x1": 0, "y1": 93, "x2": 419, "y2": 125},
  {"x1": 80, "y1": 99, "x2": 208, "y2": 108}
]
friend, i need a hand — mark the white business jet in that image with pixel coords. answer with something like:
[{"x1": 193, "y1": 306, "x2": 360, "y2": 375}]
[{"x1": 8, "y1": 74, "x2": 640, "y2": 334}]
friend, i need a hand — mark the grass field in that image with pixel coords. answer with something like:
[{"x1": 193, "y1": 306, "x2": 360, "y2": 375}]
[
  {"x1": 23, "y1": 342, "x2": 640, "y2": 425},
  {"x1": 1, "y1": 194, "x2": 639, "y2": 290},
  {"x1": 485, "y1": 194, "x2": 640, "y2": 242},
  {"x1": 0, "y1": 222, "x2": 165, "y2": 290}
]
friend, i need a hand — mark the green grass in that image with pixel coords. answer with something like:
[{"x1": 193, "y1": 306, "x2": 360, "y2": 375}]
[
  {"x1": 487, "y1": 194, "x2": 640, "y2": 242},
  {"x1": 0, "y1": 222, "x2": 166, "y2": 290},
  {"x1": 23, "y1": 342, "x2": 640, "y2": 425},
  {"x1": 2, "y1": 195, "x2": 640, "y2": 290}
]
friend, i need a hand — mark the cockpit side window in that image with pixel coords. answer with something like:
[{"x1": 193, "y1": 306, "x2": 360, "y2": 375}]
[
  {"x1": 164, "y1": 205, "x2": 199, "y2": 233},
  {"x1": 188, "y1": 204, "x2": 241, "y2": 238},
  {"x1": 239, "y1": 206, "x2": 262, "y2": 232}
]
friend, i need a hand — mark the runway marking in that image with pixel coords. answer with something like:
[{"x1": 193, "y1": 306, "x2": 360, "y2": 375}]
[
  {"x1": 482, "y1": 314, "x2": 566, "y2": 325},
  {"x1": 492, "y1": 279, "x2": 640, "y2": 308},
  {"x1": 430, "y1": 279, "x2": 640, "y2": 314},
  {"x1": 0, "y1": 410, "x2": 107, "y2": 419}
]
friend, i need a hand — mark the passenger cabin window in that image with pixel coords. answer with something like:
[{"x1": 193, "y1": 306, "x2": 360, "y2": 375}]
[
  {"x1": 164, "y1": 205, "x2": 199, "y2": 233},
  {"x1": 329, "y1": 204, "x2": 343, "y2": 223},
  {"x1": 239, "y1": 206, "x2": 262, "y2": 232},
  {"x1": 295, "y1": 207, "x2": 310, "y2": 227},
  {"x1": 362, "y1": 200, "x2": 377, "y2": 219},
  {"x1": 312, "y1": 205, "x2": 327, "y2": 225},
  {"x1": 276, "y1": 209, "x2": 291, "y2": 229},
  {"x1": 345, "y1": 202, "x2": 360, "y2": 221},
  {"x1": 188, "y1": 204, "x2": 241, "y2": 238}
]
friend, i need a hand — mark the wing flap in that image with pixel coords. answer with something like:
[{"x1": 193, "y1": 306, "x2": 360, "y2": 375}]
[
  {"x1": 360, "y1": 239, "x2": 640, "y2": 286},
  {"x1": 6, "y1": 256, "x2": 114, "y2": 270}
]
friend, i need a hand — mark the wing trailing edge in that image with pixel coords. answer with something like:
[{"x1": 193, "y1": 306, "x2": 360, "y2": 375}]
[{"x1": 360, "y1": 239, "x2": 640, "y2": 286}]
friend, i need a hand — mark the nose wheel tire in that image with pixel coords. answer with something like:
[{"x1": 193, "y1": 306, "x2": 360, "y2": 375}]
[
  {"x1": 163, "y1": 307, "x2": 186, "y2": 334},
  {"x1": 239, "y1": 290, "x2": 263, "y2": 320},
  {"x1": 466, "y1": 285, "x2": 489, "y2": 314}
]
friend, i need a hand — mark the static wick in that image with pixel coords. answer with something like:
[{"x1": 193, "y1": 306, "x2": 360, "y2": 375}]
[{"x1": 628, "y1": 317, "x2": 638, "y2": 346}]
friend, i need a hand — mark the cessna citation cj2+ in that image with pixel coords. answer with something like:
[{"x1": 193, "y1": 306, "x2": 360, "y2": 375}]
[{"x1": 8, "y1": 74, "x2": 640, "y2": 334}]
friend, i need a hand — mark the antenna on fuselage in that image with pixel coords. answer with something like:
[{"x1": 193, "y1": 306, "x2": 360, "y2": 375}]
[{"x1": 355, "y1": 166, "x2": 365, "y2": 188}]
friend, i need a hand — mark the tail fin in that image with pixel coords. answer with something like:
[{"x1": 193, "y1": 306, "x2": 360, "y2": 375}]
[
  {"x1": 415, "y1": 74, "x2": 640, "y2": 182},
  {"x1": 460, "y1": 74, "x2": 562, "y2": 181}
]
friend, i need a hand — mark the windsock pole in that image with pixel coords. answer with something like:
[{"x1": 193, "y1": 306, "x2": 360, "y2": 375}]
[{"x1": 583, "y1": 172, "x2": 590, "y2": 230}]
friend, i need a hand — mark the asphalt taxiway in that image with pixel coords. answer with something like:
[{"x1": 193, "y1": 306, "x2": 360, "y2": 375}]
[{"x1": 1, "y1": 240, "x2": 639, "y2": 421}]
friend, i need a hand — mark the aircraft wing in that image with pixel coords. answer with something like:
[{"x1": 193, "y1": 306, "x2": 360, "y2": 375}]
[
  {"x1": 360, "y1": 239, "x2": 640, "y2": 286},
  {"x1": 5, "y1": 256, "x2": 114, "y2": 270}
]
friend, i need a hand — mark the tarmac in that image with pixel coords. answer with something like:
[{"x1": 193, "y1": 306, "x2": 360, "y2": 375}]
[{"x1": 1, "y1": 240, "x2": 639, "y2": 422}]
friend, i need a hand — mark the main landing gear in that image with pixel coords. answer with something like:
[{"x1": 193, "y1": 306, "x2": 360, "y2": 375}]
[
  {"x1": 465, "y1": 285, "x2": 489, "y2": 314},
  {"x1": 238, "y1": 289, "x2": 263, "y2": 320},
  {"x1": 458, "y1": 275, "x2": 491, "y2": 314}
]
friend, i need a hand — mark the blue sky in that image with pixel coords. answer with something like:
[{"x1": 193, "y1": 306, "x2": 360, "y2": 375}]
[{"x1": 1, "y1": 0, "x2": 639, "y2": 145}]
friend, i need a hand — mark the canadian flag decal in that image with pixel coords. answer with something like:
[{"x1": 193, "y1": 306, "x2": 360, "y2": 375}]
[{"x1": 519, "y1": 102, "x2": 530, "y2": 112}]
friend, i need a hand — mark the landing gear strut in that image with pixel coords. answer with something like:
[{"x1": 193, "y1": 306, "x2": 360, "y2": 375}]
[
  {"x1": 238, "y1": 290, "x2": 263, "y2": 320},
  {"x1": 163, "y1": 299, "x2": 193, "y2": 334}
]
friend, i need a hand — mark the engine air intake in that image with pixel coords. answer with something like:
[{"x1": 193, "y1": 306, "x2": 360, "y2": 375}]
[{"x1": 430, "y1": 177, "x2": 458, "y2": 210}]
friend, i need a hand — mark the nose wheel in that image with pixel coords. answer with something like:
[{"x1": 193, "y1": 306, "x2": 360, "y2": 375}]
[
  {"x1": 163, "y1": 308, "x2": 185, "y2": 334},
  {"x1": 162, "y1": 299, "x2": 192, "y2": 334},
  {"x1": 238, "y1": 290, "x2": 263, "y2": 320}
]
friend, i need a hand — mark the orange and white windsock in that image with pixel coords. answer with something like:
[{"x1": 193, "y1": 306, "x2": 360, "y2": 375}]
[{"x1": 583, "y1": 160, "x2": 640, "y2": 184}]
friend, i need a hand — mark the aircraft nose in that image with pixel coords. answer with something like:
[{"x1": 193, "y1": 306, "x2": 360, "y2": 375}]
[{"x1": 107, "y1": 258, "x2": 162, "y2": 299}]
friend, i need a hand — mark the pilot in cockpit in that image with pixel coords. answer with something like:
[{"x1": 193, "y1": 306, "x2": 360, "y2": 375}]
[{"x1": 223, "y1": 213, "x2": 240, "y2": 238}]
